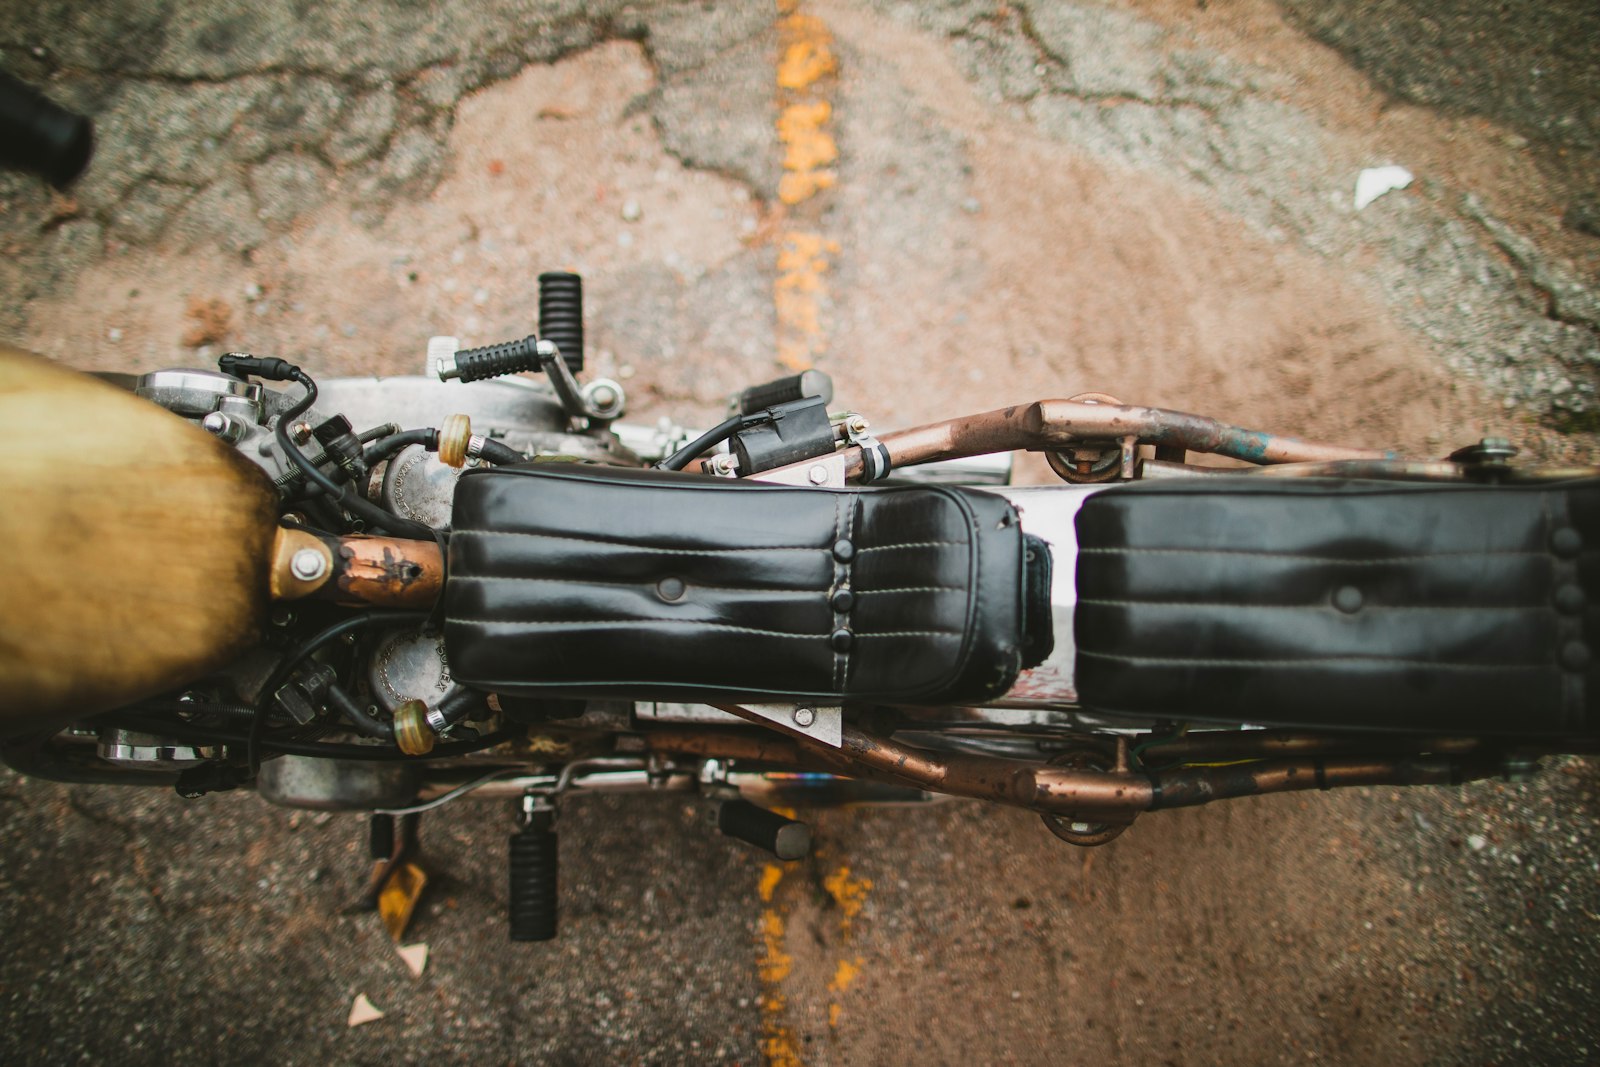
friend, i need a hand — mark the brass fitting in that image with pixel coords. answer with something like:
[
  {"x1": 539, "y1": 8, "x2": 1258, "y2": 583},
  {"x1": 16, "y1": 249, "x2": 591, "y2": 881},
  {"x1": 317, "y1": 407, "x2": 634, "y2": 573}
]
[
  {"x1": 437, "y1": 413, "x2": 472, "y2": 468},
  {"x1": 268, "y1": 527, "x2": 334, "y2": 600},
  {"x1": 392, "y1": 699, "x2": 436, "y2": 756}
]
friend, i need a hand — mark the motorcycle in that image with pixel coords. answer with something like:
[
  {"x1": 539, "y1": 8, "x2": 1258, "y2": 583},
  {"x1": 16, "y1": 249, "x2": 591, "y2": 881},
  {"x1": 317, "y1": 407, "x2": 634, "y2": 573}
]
[
  {"x1": 4, "y1": 274, "x2": 1597, "y2": 942},
  {"x1": 3, "y1": 70, "x2": 1596, "y2": 945}
]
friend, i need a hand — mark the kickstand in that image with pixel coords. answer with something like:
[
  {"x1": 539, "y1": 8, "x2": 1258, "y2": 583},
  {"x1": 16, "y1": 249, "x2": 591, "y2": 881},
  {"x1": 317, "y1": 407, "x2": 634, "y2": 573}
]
[{"x1": 356, "y1": 812, "x2": 429, "y2": 941}]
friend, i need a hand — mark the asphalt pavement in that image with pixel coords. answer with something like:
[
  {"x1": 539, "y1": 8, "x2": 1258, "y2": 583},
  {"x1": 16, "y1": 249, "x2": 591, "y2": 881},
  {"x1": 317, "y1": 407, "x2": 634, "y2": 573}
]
[{"x1": 2, "y1": 2, "x2": 1599, "y2": 1064}]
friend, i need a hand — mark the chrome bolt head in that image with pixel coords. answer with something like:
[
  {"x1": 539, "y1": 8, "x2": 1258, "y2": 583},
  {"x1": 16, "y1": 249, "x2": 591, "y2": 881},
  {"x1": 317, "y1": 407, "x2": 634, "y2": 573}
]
[
  {"x1": 289, "y1": 548, "x2": 328, "y2": 581},
  {"x1": 202, "y1": 411, "x2": 243, "y2": 443},
  {"x1": 792, "y1": 706, "x2": 816, "y2": 728}
]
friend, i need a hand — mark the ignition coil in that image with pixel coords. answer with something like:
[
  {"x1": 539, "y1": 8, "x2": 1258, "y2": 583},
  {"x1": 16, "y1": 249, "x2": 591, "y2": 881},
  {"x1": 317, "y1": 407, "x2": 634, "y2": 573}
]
[{"x1": 727, "y1": 396, "x2": 836, "y2": 475}]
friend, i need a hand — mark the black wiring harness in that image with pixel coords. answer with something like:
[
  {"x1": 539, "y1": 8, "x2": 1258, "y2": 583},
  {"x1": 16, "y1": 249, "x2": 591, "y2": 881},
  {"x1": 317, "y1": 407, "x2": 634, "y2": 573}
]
[
  {"x1": 68, "y1": 355, "x2": 539, "y2": 788},
  {"x1": 92, "y1": 610, "x2": 506, "y2": 797}
]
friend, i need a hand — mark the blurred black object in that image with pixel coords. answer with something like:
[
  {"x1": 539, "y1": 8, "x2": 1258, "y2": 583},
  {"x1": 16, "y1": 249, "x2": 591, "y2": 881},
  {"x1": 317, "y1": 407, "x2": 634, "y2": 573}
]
[{"x1": 0, "y1": 70, "x2": 93, "y2": 188}]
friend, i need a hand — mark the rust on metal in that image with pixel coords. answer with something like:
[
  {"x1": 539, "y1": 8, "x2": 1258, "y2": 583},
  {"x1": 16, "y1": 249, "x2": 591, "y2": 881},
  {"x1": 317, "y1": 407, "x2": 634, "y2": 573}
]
[
  {"x1": 1132, "y1": 729, "x2": 1486, "y2": 763},
  {"x1": 1142, "y1": 756, "x2": 1491, "y2": 810},
  {"x1": 762, "y1": 398, "x2": 1395, "y2": 483},
  {"x1": 687, "y1": 707, "x2": 1493, "y2": 826},
  {"x1": 1241, "y1": 459, "x2": 1466, "y2": 480},
  {"x1": 643, "y1": 729, "x2": 811, "y2": 765},
  {"x1": 1017, "y1": 762, "x2": 1156, "y2": 821},
  {"x1": 326, "y1": 535, "x2": 444, "y2": 609},
  {"x1": 834, "y1": 724, "x2": 1037, "y2": 805},
  {"x1": 892, "y1": 400, "x2": 1393, "y2": 466}
]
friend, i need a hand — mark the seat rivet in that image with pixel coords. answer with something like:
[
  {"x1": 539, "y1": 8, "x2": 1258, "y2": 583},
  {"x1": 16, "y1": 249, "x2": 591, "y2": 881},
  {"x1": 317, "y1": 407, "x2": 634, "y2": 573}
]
[
  {"x1": 1552, "y1": 527, "x2": 1583, "y2": 558},
  {"x1": 1555, "y1": 583, "x2": 1586, "y2": 615}
]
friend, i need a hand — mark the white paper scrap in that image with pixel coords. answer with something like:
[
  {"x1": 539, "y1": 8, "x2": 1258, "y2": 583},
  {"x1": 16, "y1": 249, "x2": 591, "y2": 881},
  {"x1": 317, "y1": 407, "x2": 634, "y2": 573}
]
[
  {"x1": 397, "y1": 942, "x2": 429, "y2": 978},
  {"x1": 347, "y1": 993, "x2": 385, "y2": 1028},
  {"x1": 1354, "y1": 166, "x2": 1413, "y2": 210}
]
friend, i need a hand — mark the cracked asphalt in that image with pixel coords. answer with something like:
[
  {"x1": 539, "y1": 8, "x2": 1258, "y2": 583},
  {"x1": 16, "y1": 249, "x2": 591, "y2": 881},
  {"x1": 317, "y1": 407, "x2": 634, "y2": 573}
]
[{"x1": 3, "y1": 1, "x2": 1600, "y2": 1064}]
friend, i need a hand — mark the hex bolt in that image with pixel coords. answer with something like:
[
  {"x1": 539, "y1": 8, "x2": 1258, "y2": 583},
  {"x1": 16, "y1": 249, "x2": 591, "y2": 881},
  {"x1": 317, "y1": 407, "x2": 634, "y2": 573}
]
[
  {"x1": 291, "y1": 421, "x2": 313, "y2": 445},
  {"x1": 792, "y1": 706, "x2": 816, "y2": 728},
  {"x1": 711, "y1": 453, "x2": 740, "y2": 476},
  {"x1": 290, "y1": 547, "x2": 329, "y2": 581},
  {"x1": 201, "y1": 410, "x2": 242, "y2": 442},
  {"x1": 808, "y1": 464, "x2": 829, "y2": 485}
]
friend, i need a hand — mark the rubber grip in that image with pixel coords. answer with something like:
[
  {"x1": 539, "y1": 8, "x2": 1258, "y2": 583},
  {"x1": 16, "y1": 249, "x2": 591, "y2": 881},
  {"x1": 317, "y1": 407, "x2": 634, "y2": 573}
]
[
  {"x1": 455, "y1": 336, "x2": 540, "y2": 383},
  {"x1": 737, "y1": 371, "x2": 834, "y2": 416}
]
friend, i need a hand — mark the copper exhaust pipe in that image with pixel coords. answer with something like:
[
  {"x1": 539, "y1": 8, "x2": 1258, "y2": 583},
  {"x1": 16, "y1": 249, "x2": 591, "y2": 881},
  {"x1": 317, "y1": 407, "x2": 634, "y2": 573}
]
[
  {"x1": 704, "y1": 706, "x2": 1148, "y2": 819},
  {"x1": 1130, "y1": 729, "x2": 1488, "y2": 763},
  {"x1": 643, "y1": 729, "x2": 811, "y2": 766},
  {"x1": 682, "y1": 708, "x2": 1491, "y2": 825},
  {"x1": 1140, "y1": 756, "x2": 1493, "y2": 809}
]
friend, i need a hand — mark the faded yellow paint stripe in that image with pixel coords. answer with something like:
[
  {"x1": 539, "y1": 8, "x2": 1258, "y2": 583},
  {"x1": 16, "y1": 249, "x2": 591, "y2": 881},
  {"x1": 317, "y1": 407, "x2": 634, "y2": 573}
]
[
  {"x1": 826, "y1": 955, "x2": 864, "y2": 1030},
  {"x1": 758, "y1": 7, "x2": 844, "y2": 1060},
  {"x1": 773, "y1": 0, "x2": 839, "y2": 372},
  {"x1": 821, "y1": 866, "x2": 872, "y2": 1030},
  {"x1": 756, "y1": 861, "x2": 803, "y2": 1066},
  {"x1": 823, "y1": 864, "x2": 873, "y2": 927}
]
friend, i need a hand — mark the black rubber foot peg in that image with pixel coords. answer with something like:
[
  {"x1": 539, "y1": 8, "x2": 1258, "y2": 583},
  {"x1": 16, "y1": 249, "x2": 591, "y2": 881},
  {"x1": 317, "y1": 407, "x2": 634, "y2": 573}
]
[
  {"x1": 538, "y1": 272, "x2": 584, "y2": 373},
  {"x1": 717, "y1": 800, "x2": 812, "y2": 860},
  {"x1": 508, "y1": 812, "x2": 558, "y2": 942}
]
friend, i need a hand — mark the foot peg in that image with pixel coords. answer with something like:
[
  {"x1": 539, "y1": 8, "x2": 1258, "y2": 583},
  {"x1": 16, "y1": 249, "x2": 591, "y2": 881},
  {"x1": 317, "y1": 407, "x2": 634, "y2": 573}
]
[
  {"x1": 509, "y1": 796, "x2": 558, "y2": 942},
  {"x1": 717, "y1": 799, "x2": 812, "y2": 860}
]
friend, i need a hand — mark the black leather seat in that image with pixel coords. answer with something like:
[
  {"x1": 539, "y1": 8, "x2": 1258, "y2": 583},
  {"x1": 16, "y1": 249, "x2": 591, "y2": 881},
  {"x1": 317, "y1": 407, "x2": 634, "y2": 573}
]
[
  {"x1": 443, "y1": 464, "x2": 1050, "y2": 705},
  {"x1": 1074, "y1": 477, "x2": 1600, "y2": 736}
]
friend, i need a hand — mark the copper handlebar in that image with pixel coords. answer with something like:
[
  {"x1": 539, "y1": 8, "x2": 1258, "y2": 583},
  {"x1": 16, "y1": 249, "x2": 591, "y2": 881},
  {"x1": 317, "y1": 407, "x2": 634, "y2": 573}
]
[{"x1": 769, "y1": 398, "x2": 1393, "y2": 482}]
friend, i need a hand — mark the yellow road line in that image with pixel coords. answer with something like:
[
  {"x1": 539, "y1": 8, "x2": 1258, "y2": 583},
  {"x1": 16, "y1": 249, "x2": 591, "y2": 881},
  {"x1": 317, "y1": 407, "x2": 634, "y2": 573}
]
[
  {"x1": 820, "y1": 865, "x2": 872, "y2": 1031},
  {"x1": 774, "y1": 0, "x2": 839, "y2": 372},
  {"x1": 825, "y1": 955, "x2": 863, "y2": 1030},
  {"x1": 758, "y1": 7, "x2": 854, "y2": 1060},
  {"x1": 822, "y1": 865, "x2": 873, "y2": 930},
  {"x1": 756, "y1": 850, "x2": 876, "y2": 1062},
  {"x1": 757, "y1": 860, "x2": 803, "y2": 1067}
]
